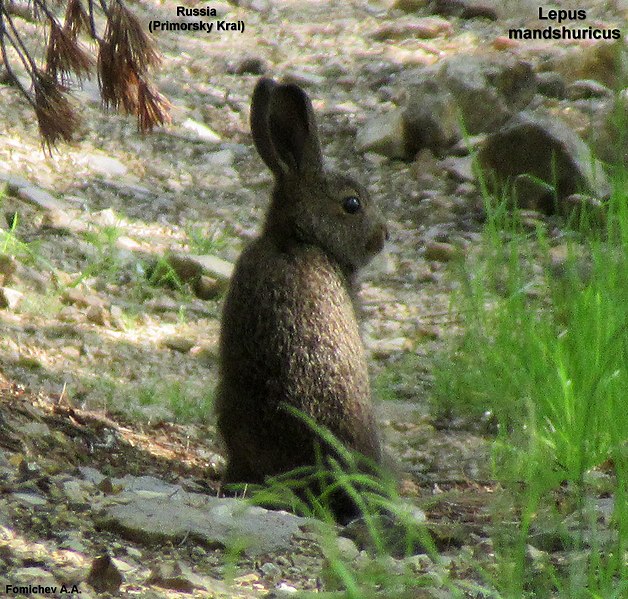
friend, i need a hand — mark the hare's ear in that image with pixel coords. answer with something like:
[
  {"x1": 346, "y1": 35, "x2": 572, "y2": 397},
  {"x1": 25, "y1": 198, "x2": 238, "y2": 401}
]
[
  {"x1": 251, "y1": 78, "x2": 286, "y2": 176},
  {"x1": 250, "y1": 78, "x2": 324, "y2": 177}
]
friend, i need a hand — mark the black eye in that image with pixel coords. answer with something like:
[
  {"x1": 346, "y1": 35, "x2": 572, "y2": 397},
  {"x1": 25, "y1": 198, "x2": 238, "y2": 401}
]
[{"x1": 342, "y1": 196, "x2": 361, "y2": 214}]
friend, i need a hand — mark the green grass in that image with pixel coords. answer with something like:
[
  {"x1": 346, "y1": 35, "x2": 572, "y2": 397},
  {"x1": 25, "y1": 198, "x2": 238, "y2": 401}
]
[
  {"x1": 136, "y1": 379, "x2": 214, "y2": 423},
  {"x1": 185, "y1": 222, "x2": 231, "y2": 255},
  {"x1": 433, "y1": 163, "x2": 627, "y2": 596}
]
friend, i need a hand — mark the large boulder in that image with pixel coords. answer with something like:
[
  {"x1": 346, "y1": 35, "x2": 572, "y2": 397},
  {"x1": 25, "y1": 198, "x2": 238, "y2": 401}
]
[
  {"x1": 357, "y1": 55, "x2": 537, "y2": 159},
  {"x1": 437, "y1": 55, "x2": 536, "y2": 134},
  {"x1": 477, "y1": 111, "x2": 611, "y2": 213}
]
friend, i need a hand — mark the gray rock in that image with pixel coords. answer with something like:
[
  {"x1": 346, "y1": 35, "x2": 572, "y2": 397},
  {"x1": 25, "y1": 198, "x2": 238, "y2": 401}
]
[
  {"x1": 0, "y1": 254, "x2": 17, "y2": 280},
  {"x1": 181, "y1": 118, "x2": 222, "y2": 143},
  {"x1": 96, "y1": 491, "x2": 310, "y2": 556},
  {"x1": 370, "y1": 17, "x2": 453, "y2": 40},
  {"x1": 0, "y1": 287, "x2": 24, "y2": 310},
  {"x1": 590, "y1": 90, "x2": 628, "y2": 167},
  {"x1": 12, "y1": 492, "x2": 48, "y2": 506},
  {"x1": 86, "y1": 554, "x2": 124, "y2": 594},
  {"x1": 163, "y1": 336, "x2": 195, "y2": 353},
  {"x1": 194, "y1": 275, "x2": 227, "y2": 300},
  {"x1": 86, "y1": 469, "x2": 310, "y2": 556},
  {"x1": 438, "y1": 55, "x2": 536, "y2": 134},
  {"x1": 424, "y1": 241, "x2": 459, "y2": 262},
  {"x1": 430, "y1": 0, "x2": 499, "y2": 19},
  {"x1": 392, "y1": 0, "x2": 429, "y2": 10},
  {"x1": 403, "y1": 79, "x2": 461, "y2": 155},
  {"x1": 566, "y1": 80, "x2": 613, "y2": 100},
  {"x1": 283, "y1": 70, "x2": 326, "y2": 88},
  {"x1": 227, "y1": 56, "x2": 268, "y2": 75},
  {"x1": 355, "y1": 109, "x2": 408, "y2": 159},
  {"x1": 146, "y1": 561, "x2": 226, "y2": 592},
  {"x1": 11, "y1": 568, "x2": 57, "y2": 588},
  {"x1": 16, "y1": 185, "x2": 70, "y2": 212},
  {"x1": 477, "y1": 111, "x2": 610, "y2": 213},
  {"x1": 82, "y1": 154, "x2": 129, "y2": 178},
  {"x1": 167, "y1": 253, "x2": 234, "y2": 283},
  {"x1": 536, "y1": 71, "x2": 566, "y2": 99},
  {"x1": 259, "y1": 561, "x2": 282, "y2": 582},
  {"x1": 439, "y1": 156, "x2": 474, "y2": 182}
]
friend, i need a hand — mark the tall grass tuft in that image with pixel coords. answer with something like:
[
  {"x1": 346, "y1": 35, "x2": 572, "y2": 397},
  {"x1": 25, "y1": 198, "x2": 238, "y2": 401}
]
[{"x1": 434, "y1": 160, "x2": 627, "y2": 595}]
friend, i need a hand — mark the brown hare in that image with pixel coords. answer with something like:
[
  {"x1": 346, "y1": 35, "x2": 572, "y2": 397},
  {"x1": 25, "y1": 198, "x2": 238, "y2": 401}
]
[{"x1": 216, "y1": 77, "x2": 388, "y2": 522}]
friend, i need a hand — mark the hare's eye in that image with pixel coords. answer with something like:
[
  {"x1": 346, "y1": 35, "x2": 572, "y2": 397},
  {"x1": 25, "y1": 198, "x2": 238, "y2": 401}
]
[{"x1": 342, "y1": 196, "x2": 361, "y2": 214}]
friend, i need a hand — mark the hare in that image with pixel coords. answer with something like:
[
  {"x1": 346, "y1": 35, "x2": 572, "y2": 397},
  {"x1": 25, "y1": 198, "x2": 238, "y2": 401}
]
[{"x1": 216, "y1": 78, "x2": 388, "y2": 522}]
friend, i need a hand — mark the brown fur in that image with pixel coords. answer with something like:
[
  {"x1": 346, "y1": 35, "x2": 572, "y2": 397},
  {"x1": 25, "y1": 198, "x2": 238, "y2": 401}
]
[{"x1": 216, "y1": 78, "x2": 387, "y2": 520}]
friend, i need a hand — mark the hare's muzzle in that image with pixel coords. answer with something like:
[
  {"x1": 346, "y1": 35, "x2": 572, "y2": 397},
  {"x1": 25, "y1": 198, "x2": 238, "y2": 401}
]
[{"x1": 367, "y1": 223, "x2": 388, "y2": 255}]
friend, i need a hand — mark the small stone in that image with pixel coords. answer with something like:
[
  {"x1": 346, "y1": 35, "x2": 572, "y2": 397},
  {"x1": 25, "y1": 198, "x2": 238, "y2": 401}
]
[
  {"x1": 62, "y1": 288, "x2": 106, "y2": 309},
  {"x1": 431, "y1": 0, "x2": 498, "y2": 20},
  {"x1": 392, "y1": 0, "x2": 429, "y2": 11},
  {"x1": 82, "y1": 154, "x2": 129, "y2": 178},
  {"x1": 424, "y1": 241, "x2": 458, "y2": 262},
  {"x1": 0, "y1": 287, "x2": 23, "y2": 310},
  {"x1": 59, "y1": 532, "x2": 88, "y2": 554},
  {"x1": 259, "y1": 562, "x2": 282, "y2": 583},
  {"x1": 566, "y1": 79, "x2": 613, "y2": 100},
  {"x1": 194, "y1": 275, "x2": 227, "y2": 300},
  {"x1": 283, "y1": 70, "x2": 326, "y2": 87},
  {"x1": 167, "y1": 253, "x2": 234, "y2": 283},
  {"x1": 536, "y1": 71, "x2": 566, "y2": 99},
  {"x1": 110, "y1": 305, "x2": 125, "y2": 329},
  {"x1": 146, "y1": 561, "x2": 206, "y2": 592},
  {"x1": 13, "y1": 568, "x2": 57, "y2": 587},
  {"x1": 440, "y1": 156, "x2": 474, "y2": 182},
  {"x1": 86, "y1": 305, "x2": 109, "y2": 327},
  {"x1": 492, "y1": 35, "x2": 519, "y2": 50},
  {"x1": 0, "y1": 254, "x2": 17, "y2": 280},
  {"x1": 126, "y1": 546, "x2": 142, "y2": 559},
  {"x1": 356, "y1": 110, "x2": 408, "y2": 160},
  {"x1": 275, "y1": 582, "x2": 299, "y2": 594},
  {"x1": 404, "y1": 78, "x2": 462, "y2": 154},
  {"x1": 163, "y1": 336, "x2": 195, "y2": 353},
  {"x1": 181, "y1": 118, "x2": 221, "y2": 143},
  {"x1": 368, "y1": 336, "x2": 414, "y2": 358},
  {"x1": 86, "y1": 554, "x2": 124, "y2": 594},
  {"x1": 58, "y1": 305, "x2": 84, "y2": 323},
  {"x1": 63, "y1": 480, "x2": 88, "y2": 504},
  {"x1": 16, "y1": 185, "x2": 70, "y2": 212},
  {"x1": 204, "y1": 149, "x2": 235, "y2": 168},
  {"x1": 12, "y1": 492, "x2": 48, "y2": 506},
  {"x1": 371, "y1": 17, "x2": 453, "y2": 40},
  {"x1": 227, "y1": 56, "x2": 268, "y2": 75},
  {"x1": 335, "y1": 536, "x2": 360, "y2": 561}
]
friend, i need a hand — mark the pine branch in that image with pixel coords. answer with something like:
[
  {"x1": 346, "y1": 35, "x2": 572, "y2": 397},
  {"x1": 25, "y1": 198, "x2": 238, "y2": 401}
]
[{"x1": 0, "y1": 0, "x2": 171, "y2": 149}]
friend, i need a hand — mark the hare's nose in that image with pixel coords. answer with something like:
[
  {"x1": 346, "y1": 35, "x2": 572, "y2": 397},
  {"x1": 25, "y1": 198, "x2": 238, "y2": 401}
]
[{"x1": 383, "y1": 224, "x2": 390, "y2": 242}]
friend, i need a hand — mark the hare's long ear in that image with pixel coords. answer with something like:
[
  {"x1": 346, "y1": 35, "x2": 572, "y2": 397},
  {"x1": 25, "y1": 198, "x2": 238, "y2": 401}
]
[
  {"x1": 250, "y1": 78, "x2": 324, "y2": 178},
  {"x1": 250, "y1": 78, "x2": 287, "y2": 176},
  {"x1": 268, "y1": 83, "x2": 324, "y2": 176}
]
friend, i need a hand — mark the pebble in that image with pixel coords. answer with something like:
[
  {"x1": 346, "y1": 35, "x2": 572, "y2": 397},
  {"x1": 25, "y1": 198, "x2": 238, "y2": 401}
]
[
  {"x1": 371, "y1": 17, "x2": 453, "y2": 40},
  {"x1": 163, "y1": 336, "x2": 195, "y2": 353},
  {"x1": 424, "y1": 241, "x2": 459, "y2": 262},
  {"x1": 355, "y1": 110, "x2": 408, "y2": 159},
  {"x1": 259, "y1": 561, "x2": 282, "y2": 582},
  {"x1": 181, "y1": 118, "x2": 222, "y2": 143},
  {"x1": 16, "y1": 185, "x2": 70, "y2": 212},
  {"x1": 81, "y1": 154, "x2": 129, "y2": 178},
  {"x1": 566, "y1": 79, "x2": 613, "y2": 100},
  {"x1": 0, "y1": 287, "x2": 24, "y2": 310}
]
